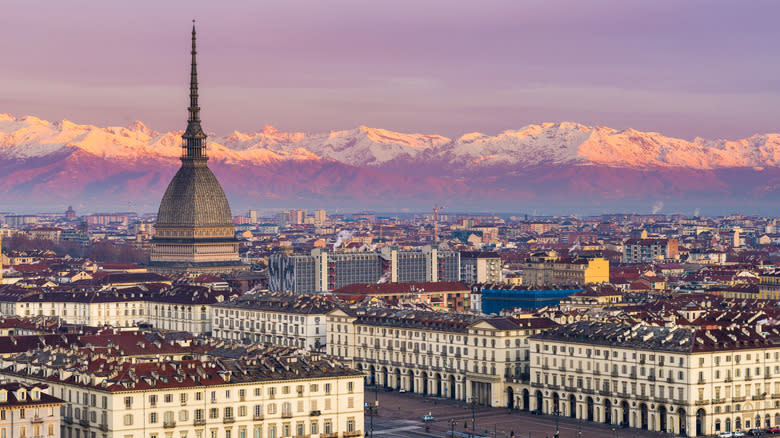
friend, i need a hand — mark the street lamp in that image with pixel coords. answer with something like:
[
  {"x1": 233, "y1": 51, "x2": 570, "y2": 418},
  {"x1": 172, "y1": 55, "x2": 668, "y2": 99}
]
[
  {"x1": 364, "y1": 399, "x2": 379, "y2": 438},
  {"x1": 449, "y1": 418, "x2": 456, "y2": 438},
  {"x1": 467, "y1": 397, "x2": 477, "y2": 438},
  {"x1": 553, "y1": 409, "x2": 560, "y2": 438}
]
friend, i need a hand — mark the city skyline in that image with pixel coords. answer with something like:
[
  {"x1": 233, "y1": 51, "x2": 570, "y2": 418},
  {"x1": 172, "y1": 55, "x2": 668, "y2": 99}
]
[{"x1": 2, "y1": 1, "x2": 780, "y2": 140}]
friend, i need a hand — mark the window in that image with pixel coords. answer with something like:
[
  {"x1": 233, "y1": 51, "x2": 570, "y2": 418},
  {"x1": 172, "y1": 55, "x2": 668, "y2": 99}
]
[
  {"x1": 239, "y1": 406, "x2": 247, "y2": 417},
  {"x1": 150, "y1": 395, "x2": 158, "y2": 406},
  {"x1": 180, "y1": 410, "x2": 188, "y2": 421},
  {"x1": 150, "y1": 413, "x2": 158, "y2": 423},
  {"x1": 181, "y1": 393, "x2": 187, "y2": 404},
  {"x1": 324, "y1": 384, "x2": 331, "y2": 394},
  {"x1": 124, "y1": 414, "x2": 133, "y2": 425},
  {"x1": 224, "y1": 407, "x2": 233, "y2": 420},
  {"x1": 124, "y1": 397, "x2": 132, "y2": 409},
  {"x1": 165, "y1": 394, "x2": 173, "y2": 403},
  {"x1": 209, "y1": 408, "x2": 218, "y2": 419}
]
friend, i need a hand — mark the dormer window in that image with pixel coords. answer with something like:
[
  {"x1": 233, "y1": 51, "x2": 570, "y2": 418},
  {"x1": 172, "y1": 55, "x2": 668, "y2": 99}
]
[
  {"x1": 30, "y1": 389, "x2": 40, "y2": 401},
  {"x1": 17, "y1": 390, "x2": 26, "y2": 401},
  {"x1": 0, "y1": 391, "x2": 7, "y2": 402}
]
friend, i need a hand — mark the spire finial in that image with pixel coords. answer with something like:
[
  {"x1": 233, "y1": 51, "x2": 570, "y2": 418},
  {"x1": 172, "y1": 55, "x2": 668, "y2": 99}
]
[{"x1": 182, "y1": 20, "x2": 207, "y2": 162}]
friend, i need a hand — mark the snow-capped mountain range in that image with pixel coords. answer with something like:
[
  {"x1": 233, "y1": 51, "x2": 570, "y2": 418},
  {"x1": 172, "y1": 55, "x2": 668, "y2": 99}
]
[{"x1": 1, "y1": 113, "x2": 779, "y2": 214}]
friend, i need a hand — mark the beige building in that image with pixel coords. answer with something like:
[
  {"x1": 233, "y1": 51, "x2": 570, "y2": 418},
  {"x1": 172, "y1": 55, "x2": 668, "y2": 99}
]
[
  {"x1": 1, "y1": 345, "x2": 364, "y2": 438},
  {"x1": 526, "y1": 321, "x2": 780, "y2": 437},
  {"x1": 212, "y1": 292, "x2": 334, "y2": 350},
  {"x1": 460, "y1": 252, "x2": 502, "y2": 284},
  {"x1": 0, "y1": 382, "x2": 64, "y2": 438},
  {"x1": 522, "y1": 252, "x2": 609, "y2": 286},
  {"x1": 0, "y1": 286, "x2": 235, "y2": 334},
  {"x1": 327, "y1": 307, "x2": 556, "y2": 407}
]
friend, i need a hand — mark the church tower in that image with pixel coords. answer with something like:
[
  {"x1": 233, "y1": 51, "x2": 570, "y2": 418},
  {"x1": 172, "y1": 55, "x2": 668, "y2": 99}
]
[{"x1": 149, "y1": 23, "x2": 244, "y2": 273}]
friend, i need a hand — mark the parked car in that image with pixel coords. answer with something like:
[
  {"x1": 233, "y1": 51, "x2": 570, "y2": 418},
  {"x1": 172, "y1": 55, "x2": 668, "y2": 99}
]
[
  {"x1": 399, "y1": 389, "x2": 407, "y2": 393},
  {"x1": 748, "y1": 429, "x2": 763, "y2": 436},
  {"x1": 530, "y1": 409, "x2": 543, "y2": 415},
  {"x1": 768, "y1": 426, "x2": 780, "y2": 434},
  {"x1": 422, "y1": 414, "x2": 435, "y2": 422}
]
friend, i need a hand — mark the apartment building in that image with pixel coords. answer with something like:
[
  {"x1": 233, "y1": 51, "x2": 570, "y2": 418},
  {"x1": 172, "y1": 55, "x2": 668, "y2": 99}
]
[
  {"x1": 759, "y1": 271, "x2": 780, "y2": 300},
  {"x1": 622, "y1": 238, "x2": 679, "y2": 263},
  {"x1": 268, "y1": 246, "x2": 460, "y2": 293},
  {"x1": 0, "y1": 382, "x2": 64, "y2": 438},
  {"x1": 327, "y1": 307, "x2": 556, "y2": 407},
  {"x1": 527, "y1": 321, "x2": 780, "y2": 437},
  {"x1": 1, "y1": 344, "x2": 364, "y2": 438},
  {"x1": 0, "y1": 285, "x2": 235, "y2": 335},
  {"x1": 522, "y1": 252, "x2": 609, "y2": 286},
  {"x1": 460, "y1": 252, "x2": 502, "y2": 284},
  {"x1": 211, "y1": 292, "x2": 335, "y2": 350}
]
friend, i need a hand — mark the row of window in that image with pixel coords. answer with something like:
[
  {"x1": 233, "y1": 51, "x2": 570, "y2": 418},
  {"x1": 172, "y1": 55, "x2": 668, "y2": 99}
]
[{"x1": 126, "y1": 384, "x2": 349, "y2": 408}]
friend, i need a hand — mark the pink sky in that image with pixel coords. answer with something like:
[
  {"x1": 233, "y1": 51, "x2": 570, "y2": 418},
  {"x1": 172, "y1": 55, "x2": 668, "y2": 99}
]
[{"x1": 1, "y1": 0, "x2": 780, "y2": 139}]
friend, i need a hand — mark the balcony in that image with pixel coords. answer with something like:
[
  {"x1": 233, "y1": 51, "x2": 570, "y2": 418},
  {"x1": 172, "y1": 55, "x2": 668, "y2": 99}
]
[
  {"x1": 194, "y1": 419, "x2": 206, "y2": 426},
  {"x1": 732, "y1": 396, "x2": 746, "y2": 402},
  {"x1": 310, "y1": 411, "x2": 321, "y2": 417},
  {"x1": 599, "y1": 390, "x2": 610, "y2": 396},
  {"x1": 164, "y1": 421, "x2": 177, "y2": 428},
  {"x1": 320, "y1": 434, "x2": 338, "y2": 438},
  {"x1": 530, "y1": 382, "x2": 544, "y2": 388},
  {"x1": 635, "y1": 394, "x2": 649, "y2": 401},
  {"x1": 611, "y1": 371, "x2": 619, "y2": 377},
  {"x1": 581, "y1": 388, "x2": 595, "y2": 395},
  {"x1": 32, "y1": 416, "x2": 43, "y2": 423},
  {"x1": 281, "y1": 413, "x2": 293, "y2": 419},
  {"x1": 752, "y1": 395, "x2": 766, "y2": 401},
  {"x1": 344, "y1": 431, "x2": 362, "y2": 438},
  {"x1": 695, "y1": 399, "x2": 709, "y2": 406},
  {"x1": 223, "y1": 417, "x2": 235, "y2": 424},
  {"x1": 63, "y1": 416, "x2": 73, "y2": 424},
  {"x1": 253, "y1": 415, "x2": 264, "y2": 421},
  {"x1": 99, "y1": 424, "x2": 108, "y2": 432},
  {"x1": 648, "y1": 375, "x2": 656, "y2": 381},
  {"x1": 79, "y1": 419, "x2": 89, "y2": 427}
]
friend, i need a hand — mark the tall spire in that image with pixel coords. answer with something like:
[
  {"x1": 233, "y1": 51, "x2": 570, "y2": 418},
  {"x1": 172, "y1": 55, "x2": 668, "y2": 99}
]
[{"x1": 182, "y1": 20, "x2": 207, "y2": 162}]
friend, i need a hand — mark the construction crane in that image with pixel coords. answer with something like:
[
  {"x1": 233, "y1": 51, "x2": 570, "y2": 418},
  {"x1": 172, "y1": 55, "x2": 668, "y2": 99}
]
[{"x1": 433, "y1": 204, "x2": 445, "y2": 244}]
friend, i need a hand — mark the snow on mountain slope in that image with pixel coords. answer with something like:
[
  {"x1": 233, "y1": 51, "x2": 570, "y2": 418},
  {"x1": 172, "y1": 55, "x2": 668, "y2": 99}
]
[
  {"x1": 447, "y1": 122, "x2": 593, "y2": 166},
  {"x1": 3, "y1": 113, "x2": 780, "y2": 170}
]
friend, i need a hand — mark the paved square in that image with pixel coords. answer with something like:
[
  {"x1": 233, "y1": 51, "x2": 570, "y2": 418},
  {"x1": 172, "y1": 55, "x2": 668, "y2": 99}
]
[{"x1": 364, "y1": 388, "x2": 680, "y2": 438}]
